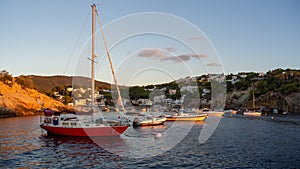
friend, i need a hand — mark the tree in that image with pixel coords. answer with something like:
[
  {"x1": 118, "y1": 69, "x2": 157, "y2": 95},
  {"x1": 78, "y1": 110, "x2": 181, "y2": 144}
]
[
  {"x1": 15, "y1": 75, "x2": 35, "y2": 89},
  {"x1": 0, "y1": 70, "x2": 13, "y2": 86},
  {"x1": 129, "y1": 86, "x2": 150, "y2": 100}
]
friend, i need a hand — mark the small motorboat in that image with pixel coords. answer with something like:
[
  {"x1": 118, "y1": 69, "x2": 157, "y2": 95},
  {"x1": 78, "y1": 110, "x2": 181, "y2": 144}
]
[
  {"x1": 243, "y1": 109, "x2": 261, "y2": 116},
  {"x1": 165, "y1": 112, "x2": 208, "y2": 121},
  {"x1": 200, "y1": 108, "x2": 224, "y2": 117},
  {"x1": 243, "y1": 110, "x2": 261, "y2": 116},
  {"x1": 132, "y1": 114, "x2": 167, "y2": 127}
]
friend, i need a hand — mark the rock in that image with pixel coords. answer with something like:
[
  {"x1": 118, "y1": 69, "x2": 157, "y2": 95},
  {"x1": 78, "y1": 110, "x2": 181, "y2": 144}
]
[
  {"x1": 0, "y1": 82, "x2": 71, "y2": 117},
  {"x1": 285, "y1": 92, "x2": 300, "y2": 113},
  {"x1": 0, "y1": 107, "x2": 17, "y2": 118},
  {"x1": 225, "y1": 89, "x2": 250, "y2": 109},
  {"x1": 226, "y1": 89, "x2": 300, "y2": 114}
]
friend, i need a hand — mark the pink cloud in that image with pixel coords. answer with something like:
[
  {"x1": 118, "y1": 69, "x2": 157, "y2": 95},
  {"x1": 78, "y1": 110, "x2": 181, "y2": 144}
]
[
  {"x1": 207, "y1": 62, "x2": 222, "y2": 67},
  {"x1": 163, "y1": 54, "x2": 207, "y2": 63},
  {"x1": 165, "y1": 47, "x2": 176, "y2": 52},
  {"x1": 137, "y1": 48, "x2": 207, "y2": 63},
  {"x1": 137, "y1": 48, "x2": 168, "y2": 60}
]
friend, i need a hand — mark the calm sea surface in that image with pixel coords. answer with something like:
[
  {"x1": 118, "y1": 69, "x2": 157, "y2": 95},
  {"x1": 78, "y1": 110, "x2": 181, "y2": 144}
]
[{"x1": 1, "y1": 114, "x2": 300, "y2": 168}]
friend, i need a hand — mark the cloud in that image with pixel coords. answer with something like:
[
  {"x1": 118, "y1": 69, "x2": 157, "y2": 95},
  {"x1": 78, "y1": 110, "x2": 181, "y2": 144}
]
[
  {"x1": 137, "y1": 48, "x2": 207, "y2": 63},
  {"x1": 137, "y1": 48, "x2": 169, "y2": 60},
  {"x1": 188, "y1": 36, "x2": 205, "y2": 41},
  {"x1": 207, "y1": 62, "x2": 222, "y2": 67},
  {"x1": 163, "y1": 54, "x2": 207, "y2": 63},
  {"x1": 165, "y1": 47, "x2": 176, "y2": 52}
]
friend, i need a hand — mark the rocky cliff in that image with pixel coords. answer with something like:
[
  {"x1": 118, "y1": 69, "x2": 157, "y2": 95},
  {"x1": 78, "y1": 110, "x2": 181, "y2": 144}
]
[
  {"x1": 226, "y1": 89, "x2": 300, "y2": 114},
  {"x1": 0, "y1": 82, "x2": 71, "y2": 118}
]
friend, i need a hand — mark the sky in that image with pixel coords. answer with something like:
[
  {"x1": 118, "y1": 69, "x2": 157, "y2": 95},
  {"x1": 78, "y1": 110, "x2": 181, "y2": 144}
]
[{"x1": 0, "y1": 0, "x2": 299, "y2": 85}]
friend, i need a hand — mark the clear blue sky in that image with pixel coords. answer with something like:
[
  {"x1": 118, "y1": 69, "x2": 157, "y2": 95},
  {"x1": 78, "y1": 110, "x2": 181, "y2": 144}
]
[{"x1": 0, "y1": 0, "x2": 299, "y2": 85}]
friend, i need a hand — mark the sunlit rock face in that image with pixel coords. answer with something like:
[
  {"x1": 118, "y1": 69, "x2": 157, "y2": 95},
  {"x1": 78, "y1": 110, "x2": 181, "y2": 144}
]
[{"x1": 0, "y1": 82, "x2": 69, "y2": 117}]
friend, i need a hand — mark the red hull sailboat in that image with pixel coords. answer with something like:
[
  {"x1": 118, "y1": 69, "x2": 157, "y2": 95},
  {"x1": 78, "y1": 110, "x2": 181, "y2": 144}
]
[
  {"x1": 40, "y1": 124, "x2": 128, "y2": 137},
  {"x1": 40, "y1": 4, "x2": 128, "y2": 137}
]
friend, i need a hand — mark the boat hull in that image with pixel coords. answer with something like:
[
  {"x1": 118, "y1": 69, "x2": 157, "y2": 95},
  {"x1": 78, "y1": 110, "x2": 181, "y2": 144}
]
[
  {"x1": 166, "y1": 115, "x2": 207, "y2": 121},
  {"x1": 243, "y1": 112, "x2": 261, "y2": 116},
  {"x1": 40, "y1": 124, "x2": 128, "y2": 137},
  {"x1": 139, "y1": 118, "x2": 167, "y2": 126},
  {"x1": 140, "y1": 122, "x2": 165, "y2": 126}
]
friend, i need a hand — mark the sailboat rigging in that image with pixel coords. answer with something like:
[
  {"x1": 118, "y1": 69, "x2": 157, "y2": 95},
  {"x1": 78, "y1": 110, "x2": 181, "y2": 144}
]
[{"x1": 95, "y1": 7, "x2": 126, "y2": 114}]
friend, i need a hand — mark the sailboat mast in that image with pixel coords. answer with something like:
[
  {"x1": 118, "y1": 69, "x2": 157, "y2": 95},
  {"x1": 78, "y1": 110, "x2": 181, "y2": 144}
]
[
  {"x1": 91, "y1": 4, "x2": 96, "y2": 108},
  {"x1": 252, "y1": 89, "x2": 255, "y2": 109}
]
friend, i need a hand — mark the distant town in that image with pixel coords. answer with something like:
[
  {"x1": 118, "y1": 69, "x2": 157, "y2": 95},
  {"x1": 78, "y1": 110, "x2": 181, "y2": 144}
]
[{"x1": 0, "y1": 68, "x2": 299, "y2": 116}]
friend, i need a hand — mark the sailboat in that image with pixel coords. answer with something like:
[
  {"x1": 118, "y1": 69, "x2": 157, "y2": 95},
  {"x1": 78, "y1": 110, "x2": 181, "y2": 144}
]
[
  {"x1": 243, "y1": 89, "x2": 261, "y2": 116},
  {"x1": 40, "y1": 4, "x2": 129, "y2": 136}
]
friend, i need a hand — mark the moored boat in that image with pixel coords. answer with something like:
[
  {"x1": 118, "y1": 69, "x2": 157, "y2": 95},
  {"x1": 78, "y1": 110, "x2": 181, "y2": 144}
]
[
  {"x1": 40, "y1": 109, "x2": 128, "y2": 136},
  {"x1": 243, "y1": 110, "x2": 261, "y2": 116},
  {"x1": 40, "y1": 4, "x2": 129, "y2": 137},
  {"x1": 201, "y1": 108, "x2": 224, "y2": 117},
  {"x1": 132, "y1": 114, "x2": 167, "y2": 127},
  {"x1": 165, "y1": 112, "x2": 207, "y2": 121},
  {"x1": 243, "y1": 87, "x2": 261, "y2": 116}
]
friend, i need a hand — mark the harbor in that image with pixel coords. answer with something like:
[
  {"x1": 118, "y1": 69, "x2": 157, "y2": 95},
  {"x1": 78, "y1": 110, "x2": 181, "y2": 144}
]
[
  {"x1": 1, "y1": 114, "x2": 299, "y2": 168},
  {"x1": 1, "y1": 0, "x2": 299, "y2": 168}
]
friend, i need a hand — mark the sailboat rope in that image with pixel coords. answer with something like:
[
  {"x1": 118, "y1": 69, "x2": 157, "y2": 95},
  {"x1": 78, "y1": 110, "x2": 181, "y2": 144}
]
[{"x1": 95, "y1": 9, "x2": 126, "y2": 115}]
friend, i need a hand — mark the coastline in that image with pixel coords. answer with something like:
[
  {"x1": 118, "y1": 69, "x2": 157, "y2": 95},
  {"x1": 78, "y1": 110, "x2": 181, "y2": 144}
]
[{"x1": 0, "y1": 107, "x2": 16, "y2": 118}]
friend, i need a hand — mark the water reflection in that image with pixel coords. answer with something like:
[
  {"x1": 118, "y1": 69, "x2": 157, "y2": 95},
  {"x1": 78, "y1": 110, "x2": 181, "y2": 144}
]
[
  {"x1": 38, "y1": 135, "x2": 125, "y2": 168},
  {"x1": 2, "y1": 115, "x2": 299, "y2": 168},
  {"x1": 0, "y1": 116, "x2": 42, "y2": 161},
  {"x1": 41, "y1": 134, "x2": 124, "y2": 147}
]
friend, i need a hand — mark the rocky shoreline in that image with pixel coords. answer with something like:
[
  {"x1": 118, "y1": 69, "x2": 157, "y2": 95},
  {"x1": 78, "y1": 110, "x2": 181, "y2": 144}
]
[
  {"x1": 0, "y1": 107, "x2": 17, "y2": 118},
  {"x1": 225, "y1": 90, "x2": 300, "y2": 114},
  {"x1": 0, "y1": 82, "x2": 71, "y2": 118}
]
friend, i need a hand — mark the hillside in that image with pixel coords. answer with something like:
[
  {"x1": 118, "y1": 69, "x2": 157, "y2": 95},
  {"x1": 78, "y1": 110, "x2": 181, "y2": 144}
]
[
  {"x1": 27, "y1": 75, "x2": 111, "y2": 93},
  {"x1": 29, "y1": 75, "x2": 72, "y2": 93},
  {"x1": 1, "y1": 68, "x2": 299, "y2": 117},
  {"x1": 0, "y1": 82, "x2": 71, "y2": 118}
]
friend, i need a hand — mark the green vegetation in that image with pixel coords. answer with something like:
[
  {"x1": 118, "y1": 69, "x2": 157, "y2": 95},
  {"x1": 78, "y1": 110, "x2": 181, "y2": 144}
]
[
  {"x1": 46, "y1": 85, "x2": 73, "y2": 105},
  {"x1": 129, "y1": 86, "x2": 150, "y2": 100},
  {"x1": 256, "y1": 69, "x2": 299, "y2": 96},
  {"x1": 225, "y1": 69, "x2": 300, "y2": 97}
]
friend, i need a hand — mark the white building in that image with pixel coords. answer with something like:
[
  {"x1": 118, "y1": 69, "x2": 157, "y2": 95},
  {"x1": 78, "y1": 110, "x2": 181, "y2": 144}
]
[
  {"x1": 180, "y1": 86, "x2": 198, "y2": 92},
  {"x1": 66, "y1": 87, "x2": 73, "y2": 92},
  {"x1": 75, "y1": 99, "x2": 87, "y2": 106}
]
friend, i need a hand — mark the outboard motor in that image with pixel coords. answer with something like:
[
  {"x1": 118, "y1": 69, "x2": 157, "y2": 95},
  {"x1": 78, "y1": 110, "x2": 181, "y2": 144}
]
[
  {"x1": 132, "y1": 117, "x2": 140, "y2": 128},
  {"x1": 96, "y1": 118, "x2": 104, "y2": 124},
  {"x1": 53, "y1": 116, "x2": 59, "y2": 125}
]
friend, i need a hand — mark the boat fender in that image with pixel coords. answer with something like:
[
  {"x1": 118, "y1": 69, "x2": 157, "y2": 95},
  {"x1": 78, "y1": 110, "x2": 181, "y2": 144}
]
[{"x1": 155, "y1": 133, "x2": 162, "y2": 138}]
